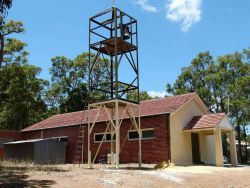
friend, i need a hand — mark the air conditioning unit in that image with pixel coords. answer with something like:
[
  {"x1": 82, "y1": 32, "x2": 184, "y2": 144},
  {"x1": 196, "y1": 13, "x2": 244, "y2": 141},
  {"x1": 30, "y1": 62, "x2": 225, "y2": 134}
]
[{"x1": 107, "y1": 153, "x2": 116, "y2": 164}]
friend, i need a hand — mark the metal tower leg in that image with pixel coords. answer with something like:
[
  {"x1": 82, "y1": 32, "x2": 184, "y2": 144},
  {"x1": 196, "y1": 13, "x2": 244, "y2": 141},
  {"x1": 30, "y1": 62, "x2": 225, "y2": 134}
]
[
  {"x1": 115, "y1": 100, "x2": 120, "y2": 169},
  {"x1": 87, "y1": 105, "x2": 91, "y2": 168},
  {"x1": 138, "y1": 107, "x2": 142, "y2": 168}
]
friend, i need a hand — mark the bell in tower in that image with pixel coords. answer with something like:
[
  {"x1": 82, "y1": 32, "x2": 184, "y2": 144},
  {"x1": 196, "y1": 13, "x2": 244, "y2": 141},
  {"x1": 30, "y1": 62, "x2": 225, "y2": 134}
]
[{"x1": 121, "y1": 24, "x2": 131, "y2": 40}]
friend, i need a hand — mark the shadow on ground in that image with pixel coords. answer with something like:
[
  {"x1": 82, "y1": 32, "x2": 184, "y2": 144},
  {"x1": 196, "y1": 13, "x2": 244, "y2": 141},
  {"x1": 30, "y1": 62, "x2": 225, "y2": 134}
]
[
  {"x1": 0, "y1": 166, "x2": 58, "y2": 188},
  {"x1": 121, "y1": 167, "x2": 154, "y2": 171}
]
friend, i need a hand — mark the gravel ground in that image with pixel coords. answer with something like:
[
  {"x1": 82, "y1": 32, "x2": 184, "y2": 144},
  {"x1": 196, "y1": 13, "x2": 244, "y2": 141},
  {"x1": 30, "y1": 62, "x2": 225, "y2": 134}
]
[{"x1": 1, "y1": 162, "x2": 250, "y2": 188}]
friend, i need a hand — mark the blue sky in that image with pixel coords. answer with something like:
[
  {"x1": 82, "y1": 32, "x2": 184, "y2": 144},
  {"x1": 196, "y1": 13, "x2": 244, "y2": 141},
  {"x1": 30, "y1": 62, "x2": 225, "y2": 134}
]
[{"x1": 8, "y1": 0, "x2": 250, "y2": 97}]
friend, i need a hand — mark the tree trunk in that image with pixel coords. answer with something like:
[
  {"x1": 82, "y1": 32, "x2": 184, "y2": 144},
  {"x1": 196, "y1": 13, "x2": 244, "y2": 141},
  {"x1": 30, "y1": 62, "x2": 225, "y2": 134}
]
[
  {"x1": 0, "y1": 33, "x2": 4, "y2": 67},
  {"x1": 237, "y1": 125, "x2": 242, "y2": 163},
  {"x1": 243, "y1": 126, "x2": 248, "y2": 163}
]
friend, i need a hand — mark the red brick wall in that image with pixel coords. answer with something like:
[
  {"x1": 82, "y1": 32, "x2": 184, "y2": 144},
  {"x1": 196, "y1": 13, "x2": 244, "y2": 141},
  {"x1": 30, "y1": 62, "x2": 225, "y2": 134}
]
[
  {"x1": 22, "y1": 130, "x2": 41, "y2": 140},
  {"x1": 0, "y1": 130, "x2": 23, "y2": 140},
  {"x1": 22, "y1": 114, "x2": 170, "y2": 164},
  {"x1": 0, "y1": 130, "x2": 23, "y2": 160},
  {"x1": 83, "y1": 114, "x2": 170, "y2": 164}
]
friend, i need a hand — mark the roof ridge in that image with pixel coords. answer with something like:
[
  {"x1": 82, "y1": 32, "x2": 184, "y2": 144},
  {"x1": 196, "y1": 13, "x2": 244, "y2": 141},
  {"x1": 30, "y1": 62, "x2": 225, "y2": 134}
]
[
  {"x1": 53, "y1": 110, "x2": 84, "y2": 116},
  {"x1": 141, "y1": 97, "x2": 168, "y2": 103},
  {"x1": 141, "y1": 92, "x2": 196, "y2": 103},
  {"x1": 203, "y1": 113, "x2": 226, "y2": 117},
  {"x1": 53, "y1": 93, "x2": 197, "y2": 115}
]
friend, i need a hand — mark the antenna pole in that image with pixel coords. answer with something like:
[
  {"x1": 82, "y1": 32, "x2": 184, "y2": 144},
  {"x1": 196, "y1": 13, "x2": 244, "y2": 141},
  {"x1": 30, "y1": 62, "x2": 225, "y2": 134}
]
[{"x1": 112, "y1": 0, "x2": 115, "y2": 7}]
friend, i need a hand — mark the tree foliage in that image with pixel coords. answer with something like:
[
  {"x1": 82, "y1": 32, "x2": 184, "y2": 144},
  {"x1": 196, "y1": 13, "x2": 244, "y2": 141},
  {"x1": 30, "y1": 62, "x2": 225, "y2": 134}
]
[
  {"x1": 0, "y1": 0, "x2": 12, "y2": 15},
  {"x1": 0, "y1": 20, "x2": 26, "y2": 67},
  {"x1": 0, "y1": 0, "x2": 12, "y2": 25},
  {"x1": 46, "y1": 53, "x2": 110, "y2": 113},
  {"x1": 127, "y1": 90, "x2": 152, "y2": 102},
  {"x1": 0, "y1": 64, "x2": 48, "y2": 130},
  {"x1": 0, "y1": 19, "x2": 48, "y2": 130}
]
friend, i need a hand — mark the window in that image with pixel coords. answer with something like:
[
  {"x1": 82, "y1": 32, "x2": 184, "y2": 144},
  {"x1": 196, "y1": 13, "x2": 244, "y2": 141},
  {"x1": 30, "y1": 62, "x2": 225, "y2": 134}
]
[
  {"x1": 105, "y1": 133, "x2": 116, "y2": 141},
  {"x1": 128, "y1": 131, "x2": 139, "y2": 140},
  {"x1": 94, "y1": 133, "x2": 116, "y2": 143},
  {"x1": 59, "y1": 137, "x2": 68, "y2": 143},
  {"x1": 142, "y1": 129, "x2": 155, "y2": 139},
  {"x1": 128, "y1": 129, "x2": 155, "y2": 140},
  {"x1": 95, "y1": 134, "x2": 105, "y2": 142},
  {"x1": 51, "y1": 136, "x2": 68, "y2": 143}
]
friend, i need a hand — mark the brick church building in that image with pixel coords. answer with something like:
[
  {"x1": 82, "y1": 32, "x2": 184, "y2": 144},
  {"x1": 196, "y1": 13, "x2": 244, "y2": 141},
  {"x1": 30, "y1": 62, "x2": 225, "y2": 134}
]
[{"x1": 0, "y1": 93, "x2": 237, "y2": 166}]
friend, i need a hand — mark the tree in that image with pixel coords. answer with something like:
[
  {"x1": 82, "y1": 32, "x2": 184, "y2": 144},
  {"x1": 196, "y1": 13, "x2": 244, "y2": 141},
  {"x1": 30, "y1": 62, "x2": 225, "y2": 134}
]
[
  {"x1": 247, "y1": 134, "x2": 250, "y2": 143},
  {"x1": 0, "y1": 20, "x2": 25, "y2": 67},
  {"x1": 167, "y1": 49, "x2": 250, "y2": 163},
  {"x1": 167, "y1": 52, "x2": 215, "y2": 111},
  {"x1": 46, "y1": 53, "x2": 110, "y2": 113},
  {"x1": 0, "y1": 0, "x2": 12, "y2": 16},
  {"x1": 216, "y1": 51, "x2": 250, "y2": 163},
  {"x1": 127, "y1": 90, "x2": 152, "y2": 102},
  {"x1": 0, "y1": 64, "x2": 49, "y2": 130},
  {"x1": 0, "y1": 0, "x2": 12, "y2": 25},
  {"x1": 0, "y1": 19, "x2": 49, "y2": 130},
  {"x1": 60, "y1": 83, "x2": 88, "y2": 113}
]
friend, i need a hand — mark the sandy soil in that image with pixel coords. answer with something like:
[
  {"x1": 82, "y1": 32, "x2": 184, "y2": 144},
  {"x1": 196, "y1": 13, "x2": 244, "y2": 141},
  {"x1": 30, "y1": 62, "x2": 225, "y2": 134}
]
[{"x1": 1, "y1": 162, "x2": 250, "y2": 188}]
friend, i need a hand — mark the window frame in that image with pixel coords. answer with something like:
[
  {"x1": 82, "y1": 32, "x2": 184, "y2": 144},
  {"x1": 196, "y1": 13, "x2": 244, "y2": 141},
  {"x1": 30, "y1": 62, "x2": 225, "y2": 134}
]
[
  {"x1": 127, "y1": 128, "x2": 155, "y2": 141},
  {"x1": 50, "y1": 136, "x2": 68, "y2": 144},
  {"x1": 94, "y1": 132, "x2": 116, "y2": 143}
]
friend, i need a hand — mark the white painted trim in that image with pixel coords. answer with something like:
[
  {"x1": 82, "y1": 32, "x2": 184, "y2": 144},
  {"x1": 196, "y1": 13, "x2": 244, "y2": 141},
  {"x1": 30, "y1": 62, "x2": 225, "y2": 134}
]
[
  {"x1": 49, "y1": 136, "x2": 68, "y2": 141},
  {"x1": 127, "y1": 128, "x2": 155, "y2": 141},
  {"x1": 94, "y1": 132, "x2": 116, "y2": 143}
]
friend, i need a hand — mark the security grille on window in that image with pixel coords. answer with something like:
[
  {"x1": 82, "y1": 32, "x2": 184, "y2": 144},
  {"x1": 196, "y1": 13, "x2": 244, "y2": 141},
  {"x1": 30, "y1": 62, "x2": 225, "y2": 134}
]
[
  {"x1": 94, "y1": 133, "x2": 116, "y2": 143},
  {"x1": 128, "y1": 129, "x2": 155, "y2": 140}
]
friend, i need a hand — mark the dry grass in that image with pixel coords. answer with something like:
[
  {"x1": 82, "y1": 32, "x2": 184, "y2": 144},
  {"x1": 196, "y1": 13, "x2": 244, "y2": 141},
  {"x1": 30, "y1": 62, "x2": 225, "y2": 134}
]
[
  {"x1": 0, "y1": 160, "x2": 70, "y2": 172},
  {"x1": 154, "y1": 161, "x2": 175, "y2": 170},
  {"x1": 1, "y1": 161, "x2": 250, "y2": 188}
]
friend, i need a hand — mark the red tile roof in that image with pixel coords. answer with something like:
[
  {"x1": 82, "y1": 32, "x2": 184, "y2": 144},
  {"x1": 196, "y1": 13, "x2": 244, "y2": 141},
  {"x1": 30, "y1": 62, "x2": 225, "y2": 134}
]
[
  {"x1": 184, "y1": 113, "x2": 226, "y2": 130},
  {"x1": 22, "y1": 93, "x2": 196, "y2": 132}
]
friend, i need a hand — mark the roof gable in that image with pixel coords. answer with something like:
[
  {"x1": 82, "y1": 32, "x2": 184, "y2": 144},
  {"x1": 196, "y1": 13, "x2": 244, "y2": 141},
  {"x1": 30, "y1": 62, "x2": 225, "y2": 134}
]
[
  {"x1": 184, "y1": 113, "x2": 226, "y2": 130},
  {"x1": 22, "y1": 93, "x2": 197, "y2": 132}
]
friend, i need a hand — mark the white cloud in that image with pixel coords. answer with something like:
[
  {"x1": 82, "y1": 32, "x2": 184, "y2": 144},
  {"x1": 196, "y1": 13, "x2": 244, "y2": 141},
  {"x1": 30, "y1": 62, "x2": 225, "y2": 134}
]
[
  {"x1": 133, "y1": 0, "x2": 158, "y2": 12},
  {"x1": 147, "y1": 91, "x2": 168, "y2": 98},
  {"x1": 165, "y1": 0, "x2": 202, "y2": 32}
]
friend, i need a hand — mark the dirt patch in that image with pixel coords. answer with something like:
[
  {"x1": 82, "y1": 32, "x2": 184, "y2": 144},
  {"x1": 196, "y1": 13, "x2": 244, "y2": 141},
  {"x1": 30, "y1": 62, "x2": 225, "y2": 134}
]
[{"x1": 1, "y1": 162, "x2": 250, "y2": 188}]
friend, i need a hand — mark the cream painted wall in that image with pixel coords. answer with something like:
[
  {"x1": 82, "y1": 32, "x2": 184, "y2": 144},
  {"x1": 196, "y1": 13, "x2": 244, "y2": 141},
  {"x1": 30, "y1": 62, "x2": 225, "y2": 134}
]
[
  {"x1": 170, "y1": 99, "x2": 206, "y2": 165},
  {"x1": 199, "y1": 132, "x2": 216, "y2": 164},
  {"x1": 204, "y1": 135, "x2": 216, "y2": 164},
  {"x1": 219, "y1": 117, "x2": 233, "y2": 130}
]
